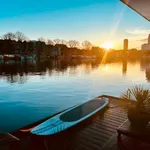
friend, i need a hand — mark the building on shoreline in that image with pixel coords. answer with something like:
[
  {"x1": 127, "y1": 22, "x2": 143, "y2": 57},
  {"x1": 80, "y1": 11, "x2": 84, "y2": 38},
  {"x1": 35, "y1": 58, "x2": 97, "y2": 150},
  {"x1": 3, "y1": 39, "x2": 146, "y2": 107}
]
[
  {"x1": 123, "y1": 39, "x2": 128, "y2": 50},
  {"x1": 141, "y1": 34, "x2": 150, "y2": 50}
]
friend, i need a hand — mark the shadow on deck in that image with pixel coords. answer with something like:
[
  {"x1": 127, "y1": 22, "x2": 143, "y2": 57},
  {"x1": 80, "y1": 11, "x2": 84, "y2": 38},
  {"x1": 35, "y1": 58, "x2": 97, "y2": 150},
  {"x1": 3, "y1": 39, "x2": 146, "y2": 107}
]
[{"x1": 2, "y1": 95, "x2": 150, "y2": 150}]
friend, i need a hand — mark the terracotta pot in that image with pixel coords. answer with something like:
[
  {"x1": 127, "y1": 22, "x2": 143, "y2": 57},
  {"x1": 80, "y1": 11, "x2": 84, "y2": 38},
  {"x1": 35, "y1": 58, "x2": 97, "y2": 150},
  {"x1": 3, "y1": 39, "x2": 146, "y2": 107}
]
[{"x1": 128, "y1": 108, "x2": 150, "y2": 128}]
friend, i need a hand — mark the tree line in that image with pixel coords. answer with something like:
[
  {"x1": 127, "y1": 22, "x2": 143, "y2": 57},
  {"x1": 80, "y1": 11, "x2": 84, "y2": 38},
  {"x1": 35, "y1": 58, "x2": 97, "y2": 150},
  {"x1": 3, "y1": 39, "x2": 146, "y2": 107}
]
[
  {"x1": 1, "y1": 31, "x2": 93, "y2": 50},
  {"x1": 1, "y1": 31, "x2": 149, "y2": 60},
  {"x1": 0, "y1": 31, "x2": 107, "y2": 60}
]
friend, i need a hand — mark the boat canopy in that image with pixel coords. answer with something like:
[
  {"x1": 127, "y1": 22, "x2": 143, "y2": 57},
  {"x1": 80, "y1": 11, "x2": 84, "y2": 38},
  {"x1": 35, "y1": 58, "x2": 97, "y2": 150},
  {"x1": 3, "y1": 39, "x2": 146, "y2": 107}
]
[{"x1": 120, "y1": 0, "x2": 150, "y2": 22}]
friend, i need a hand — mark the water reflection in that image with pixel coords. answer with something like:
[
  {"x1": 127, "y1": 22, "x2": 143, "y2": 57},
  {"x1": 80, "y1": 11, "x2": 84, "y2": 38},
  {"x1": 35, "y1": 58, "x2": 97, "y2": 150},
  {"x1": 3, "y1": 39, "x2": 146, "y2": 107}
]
[
  {"x1": 140, "y1": 59, "x2": 150, "y2": 82},
  {"x1": 0, "y1": 59, "x2": 100, "y2": 83},
  {"x1": 0, "y1": 58, "x2": 150, "y2": 132},
  {"x1": 122, "y1": 60, "x2": 127, "y2": 75},
  {"x1": 0, "y1": 58, "x2": 149, "y2": 83}
]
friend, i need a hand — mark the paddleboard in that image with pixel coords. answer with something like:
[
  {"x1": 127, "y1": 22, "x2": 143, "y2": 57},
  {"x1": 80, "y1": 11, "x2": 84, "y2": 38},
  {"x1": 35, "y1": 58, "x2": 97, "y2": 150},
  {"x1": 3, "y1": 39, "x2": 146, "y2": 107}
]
[{"x1": 31, "y1": 97, "x2": 109, "y2": 136}]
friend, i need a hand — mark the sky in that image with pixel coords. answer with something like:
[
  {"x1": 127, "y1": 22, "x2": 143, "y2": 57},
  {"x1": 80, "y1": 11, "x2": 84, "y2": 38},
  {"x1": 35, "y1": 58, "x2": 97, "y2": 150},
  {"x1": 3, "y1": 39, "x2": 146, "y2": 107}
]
[{"x1": 0, "y1": 0, "x2": 150, "y2": 49}]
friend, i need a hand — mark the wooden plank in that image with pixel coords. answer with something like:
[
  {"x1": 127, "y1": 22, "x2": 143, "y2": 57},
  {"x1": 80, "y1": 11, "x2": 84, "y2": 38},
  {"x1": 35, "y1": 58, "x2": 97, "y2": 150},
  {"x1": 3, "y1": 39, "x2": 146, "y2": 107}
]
[
  {"x1": 75, "y1": 137, "x2": 102, "y2": 150},
  {"x1": 78, "y1": 133, "x2": 104, "y2": 146},
  {"x1": 102, "y1": 116, "x2": 126, "y2": 123},
  {"x1": 100, "y1": 120, "x2": 124, "y2": 127},
  {"x1": 106, "y1": 107, "x2": 124, "y2": 112},
  {"x1": 106, "y1": 112, "x2": 127, "y2": 117},
  {"x1": 106, "y1": 109, "x2": 126, "y2": 115},
  {"x1": 98, "y1": 119, "x2": 123, "y2": 126},
  {"x1": 104, "y1": 114, "x2": 126, "y2": 121},
  {"x1": 100, "y1": 95, "x2": 128, "y2": 102},
  {"x1": 88, "y1": 125, "x2": 114, "y2": 136},
  {"x1": 93, "y1": 122, "x2": 116, "y2": 133},
  {"x1": 80, "y1": 129, "x2": 108, "y2": 142},
  {"x1": 101, "y1": 133, "x2": 118, "y2": 150},
  {"x1": 104, "y1": 116, "x2": 126, "y2": 121},
  {"x1": 108, "y1": 107, "x2": 126, "y2": 111},
  {"x1": 101, "y1": 117, "x2": 127, "y2": 123},
  {"x1": 85, "y1": 126, "x2": 111, "y2": 139},
  {"x1": 107, "y1": 107, "x2": 126, "y2": 111},
  {"x1": 96, "y1": 118, "x2": 123, "y2": 126},
  {"x1": 106, "y1": 112, "x2": 127, "y2": 118},
  {"x1": 83, "y1": 128, "x2": 109, "y2": 141},
  {"x1": 94, "y1": 123, "x2": 116, "y2": 133}
]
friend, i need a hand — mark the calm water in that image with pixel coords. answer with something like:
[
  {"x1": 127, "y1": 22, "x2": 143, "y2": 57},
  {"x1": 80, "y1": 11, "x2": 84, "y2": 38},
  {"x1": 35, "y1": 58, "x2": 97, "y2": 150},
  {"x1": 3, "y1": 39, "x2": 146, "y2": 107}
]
[{"x1": 0, "y1": 59, "x2": 150, "y2": 132}]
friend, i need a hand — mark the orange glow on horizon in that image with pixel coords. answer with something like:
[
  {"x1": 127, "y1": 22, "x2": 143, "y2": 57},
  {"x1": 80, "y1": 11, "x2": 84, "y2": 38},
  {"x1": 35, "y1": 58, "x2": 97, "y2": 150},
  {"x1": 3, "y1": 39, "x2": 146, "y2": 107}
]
[{"x1": 101, "y1": 42, "x2": 114, "y2": 50}]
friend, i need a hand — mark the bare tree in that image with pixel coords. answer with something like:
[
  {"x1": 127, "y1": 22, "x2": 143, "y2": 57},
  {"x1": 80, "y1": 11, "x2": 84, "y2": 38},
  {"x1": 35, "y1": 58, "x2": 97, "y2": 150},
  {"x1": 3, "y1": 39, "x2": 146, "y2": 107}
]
[
  {"x1": 68, "y1": 40, "x2": 80, "y2": 48},
  {"x1": 2, "y1": 32, "x2": 16, "y2": 40},
  {"x1": 53, "y1": 39, "x2": 61, "y2": 44},
  {"x1": 15, "y1": 31, "x2": 28, "y2": 41},
  {"x1": 82, "y1": 40, "x2": 93, "y2": 50},
  {"x1": 61, "y1": 40, "x2": 68, "y2": 45},
  {"x1": 53, "y1": 39, "x2": 68, "y2": 45},
  {"x1": 47, "y1": 39, "x2": 54, "y2": 45},
  {"x1": 37, "y1": 37, "x2": 45, "y2": 42}
]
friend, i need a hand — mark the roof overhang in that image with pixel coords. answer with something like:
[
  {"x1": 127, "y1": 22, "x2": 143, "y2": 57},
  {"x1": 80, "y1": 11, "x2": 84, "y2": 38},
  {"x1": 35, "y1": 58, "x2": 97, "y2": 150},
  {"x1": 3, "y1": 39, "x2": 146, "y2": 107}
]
[{"x1": 120, "y1": 0, "x2": 150, "y2": 22}]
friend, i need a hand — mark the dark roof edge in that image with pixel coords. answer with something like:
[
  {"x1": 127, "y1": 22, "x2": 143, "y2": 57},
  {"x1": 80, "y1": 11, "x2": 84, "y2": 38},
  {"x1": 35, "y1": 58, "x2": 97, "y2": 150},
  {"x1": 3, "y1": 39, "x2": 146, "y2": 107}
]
[{"x1": 120, "y1": 0, "x2": 150, "y2": 22}]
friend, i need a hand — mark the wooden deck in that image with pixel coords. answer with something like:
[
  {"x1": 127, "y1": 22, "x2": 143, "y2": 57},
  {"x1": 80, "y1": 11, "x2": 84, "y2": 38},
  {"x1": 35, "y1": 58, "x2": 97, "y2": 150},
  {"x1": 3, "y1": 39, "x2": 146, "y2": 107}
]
[
  {"x1": 68, "y1": 96, "x2": 128, "y2": 150},
  {"x1": 1, "y1": 96, "x2": 150, "y2": 150},
  {"x1": 47, "y1": 96, "x2": 150, "y2": 150}
]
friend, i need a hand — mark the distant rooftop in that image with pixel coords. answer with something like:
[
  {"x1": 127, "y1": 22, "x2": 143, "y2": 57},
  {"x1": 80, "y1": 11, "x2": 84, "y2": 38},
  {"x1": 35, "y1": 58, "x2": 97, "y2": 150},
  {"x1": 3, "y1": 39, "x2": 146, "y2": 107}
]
[{"x1": 120, "y1": 0, "x2": 150, "y2": 22}]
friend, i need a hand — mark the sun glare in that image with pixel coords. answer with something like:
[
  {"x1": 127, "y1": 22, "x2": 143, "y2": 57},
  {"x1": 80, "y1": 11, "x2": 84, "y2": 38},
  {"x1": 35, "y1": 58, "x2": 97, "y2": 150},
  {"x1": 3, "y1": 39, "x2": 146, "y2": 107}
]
[
  {"x1": 101, "y1": 42, "x2": 113, "y2": 50},
  {"x1": 105, "y1": 65, "x2": 110, "y2": 72}
]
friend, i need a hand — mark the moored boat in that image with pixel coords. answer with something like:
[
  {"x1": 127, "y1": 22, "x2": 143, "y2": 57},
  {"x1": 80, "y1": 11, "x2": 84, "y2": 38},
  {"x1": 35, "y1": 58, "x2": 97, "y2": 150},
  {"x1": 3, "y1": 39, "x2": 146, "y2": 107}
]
[
  {"x1": 3, "y1": 55, "x2": 14, "y2": 61},
  {"x1": 14, "y1": 55, "x2": 21, "y2": 61}
]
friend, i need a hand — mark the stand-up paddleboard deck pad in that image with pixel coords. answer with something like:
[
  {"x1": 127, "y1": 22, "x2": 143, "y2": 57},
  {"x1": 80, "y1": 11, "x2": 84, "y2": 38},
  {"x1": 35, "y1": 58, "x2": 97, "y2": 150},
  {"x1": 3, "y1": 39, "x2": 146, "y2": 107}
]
[{"x1": 31, "y1": 97, "x2": 109, "y2": 136}]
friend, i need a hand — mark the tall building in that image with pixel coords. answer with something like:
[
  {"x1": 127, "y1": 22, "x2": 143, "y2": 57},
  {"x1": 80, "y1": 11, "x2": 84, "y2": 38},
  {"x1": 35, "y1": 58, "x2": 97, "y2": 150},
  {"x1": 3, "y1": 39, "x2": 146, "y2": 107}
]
[
  {"x1": 141, "y1": 34, "x2": 150, "y2": 50},
  {"x1": 123, "y1": 39, "x2": 128, "y2": 50}
]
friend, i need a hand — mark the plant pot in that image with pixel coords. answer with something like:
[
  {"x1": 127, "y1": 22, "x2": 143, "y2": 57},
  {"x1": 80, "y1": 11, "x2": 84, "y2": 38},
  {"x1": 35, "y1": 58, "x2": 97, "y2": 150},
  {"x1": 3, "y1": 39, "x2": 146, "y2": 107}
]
[{"x1": 128, "y1": 108, "x2": 150, "y2": 128}]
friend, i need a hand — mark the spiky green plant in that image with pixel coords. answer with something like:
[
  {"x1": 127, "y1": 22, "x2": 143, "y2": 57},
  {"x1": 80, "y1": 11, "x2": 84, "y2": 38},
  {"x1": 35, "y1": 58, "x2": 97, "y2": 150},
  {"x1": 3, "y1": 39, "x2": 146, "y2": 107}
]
[{"x1": 121, "y1": 85, "x2": 150, "y2": 113}]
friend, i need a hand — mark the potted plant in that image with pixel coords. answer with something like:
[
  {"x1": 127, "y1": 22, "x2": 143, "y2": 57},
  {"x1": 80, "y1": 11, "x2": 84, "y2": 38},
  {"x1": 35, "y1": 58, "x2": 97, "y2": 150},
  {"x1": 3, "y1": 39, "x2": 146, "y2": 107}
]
[{"x1": 121, "y1": 85, "x2": 150, "y2": 128}]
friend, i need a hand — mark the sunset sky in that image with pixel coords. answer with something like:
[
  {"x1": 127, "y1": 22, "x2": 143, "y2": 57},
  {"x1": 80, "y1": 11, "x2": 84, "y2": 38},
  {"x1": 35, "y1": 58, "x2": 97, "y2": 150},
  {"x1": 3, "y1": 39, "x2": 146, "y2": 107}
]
[{"x1": 0, "y1": 0, "x2": 150, "y2": 49}]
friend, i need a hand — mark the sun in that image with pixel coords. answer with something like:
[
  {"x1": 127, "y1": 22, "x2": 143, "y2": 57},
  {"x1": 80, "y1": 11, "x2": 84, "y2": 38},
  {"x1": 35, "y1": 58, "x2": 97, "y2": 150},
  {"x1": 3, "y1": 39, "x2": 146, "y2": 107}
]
[{"x1": 101, "y1": 42, "x2": 113, "y2": 50}]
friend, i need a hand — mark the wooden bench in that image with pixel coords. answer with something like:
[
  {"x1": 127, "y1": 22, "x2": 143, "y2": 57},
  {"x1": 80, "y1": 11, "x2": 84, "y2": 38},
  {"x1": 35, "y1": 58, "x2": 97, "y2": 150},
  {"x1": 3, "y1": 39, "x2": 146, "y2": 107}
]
[{"x1": 117, "y1": 120, "x2": 150, "y2": 143}]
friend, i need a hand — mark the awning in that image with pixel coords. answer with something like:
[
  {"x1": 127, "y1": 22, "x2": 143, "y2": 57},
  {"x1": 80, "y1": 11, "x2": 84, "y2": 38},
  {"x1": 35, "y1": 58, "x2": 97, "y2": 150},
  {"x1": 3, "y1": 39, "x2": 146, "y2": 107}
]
[{"x1": 120, "y1": 0, "x2": 150, "y2": 22}]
